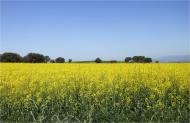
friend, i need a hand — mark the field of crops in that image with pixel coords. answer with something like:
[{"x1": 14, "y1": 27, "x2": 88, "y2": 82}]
[{"x1": 0, "y1": 63, "x2": 189, "y2": 122}]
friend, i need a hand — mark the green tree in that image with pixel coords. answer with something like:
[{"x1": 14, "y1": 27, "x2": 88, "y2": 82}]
[
  {"x1": 95, "y1": 58, "x2": 102, "y2": 63},
  {"x1": 55, "y1": 57, "x2": 65, "y2": 63},
  {"x1": 125, "y1": 57, "x2": 132, "y2": 62},
  {"x1": 0, "y1": 52, "x2": 22, "y2": 62},
  {"x1": 155, "y1": 60, "x2": 159, "y2": 63},
  {"x1": 144, "y1": 57, "x2": 152, "y2": 63},
  {"x1": 44, "y1": 56, "x2": 50, "y2": 63},
  {"x1": 132, "y1": 56, "x2": 145, "y2": 62},
  {"x1": 24, "y1": 53, "x2": 45, "y2": 63},
  {"x1": 68, "y1": 59, "x2": 72, "y2": 63}
]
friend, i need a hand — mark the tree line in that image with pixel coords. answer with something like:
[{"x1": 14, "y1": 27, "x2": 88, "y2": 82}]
[{"x1": 0, "y1": 52, "x2": 153, "y2": 63}]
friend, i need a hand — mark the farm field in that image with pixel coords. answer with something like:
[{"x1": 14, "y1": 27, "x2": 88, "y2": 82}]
[{"x1": 0, "y1": 63, "x2": 189, "y2": 122}]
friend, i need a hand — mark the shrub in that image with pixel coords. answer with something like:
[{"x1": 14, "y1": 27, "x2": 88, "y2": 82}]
[
  {"x1": 68, "y1": 59, "x2": 72, "y2": 63},
  {"x1": 50, "y1": 60, "x2": 55, "y2": 63},
  {"x1": 95, "y1": 58, "x2": 102, "y2": 63},
  {"x1": 125, "y1": 57, "x2": 132, "y2": 62},
  {"x1": 55, "y1": 57, "x2": 65, "y2": 63},
  {"x1": 144, "y1": 57, "x2": 152, "y2": 63}
]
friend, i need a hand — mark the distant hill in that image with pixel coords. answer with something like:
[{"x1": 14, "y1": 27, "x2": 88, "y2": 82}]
[{"x1": 153, "y1": 55, "x2": 190, "y2": 62}]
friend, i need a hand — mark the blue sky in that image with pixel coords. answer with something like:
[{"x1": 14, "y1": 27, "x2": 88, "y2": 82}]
[{"x1": 1, "y1": 0, "x2": 189, "y2": 60}]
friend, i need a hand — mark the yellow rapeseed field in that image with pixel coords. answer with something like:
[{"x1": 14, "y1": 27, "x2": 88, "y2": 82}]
[{"x1": 0, "y1": 63, "x2": 189, "y2": 122}]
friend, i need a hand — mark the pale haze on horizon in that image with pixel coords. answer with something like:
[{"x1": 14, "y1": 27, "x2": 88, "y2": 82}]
[{"x1": 1, "y1": 0, "x2": 189, "y2": 61}]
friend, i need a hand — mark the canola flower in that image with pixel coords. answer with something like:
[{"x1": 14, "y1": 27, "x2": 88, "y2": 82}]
[{"x1": 0, "y1": 63, "x2": 189, "y2": 122}]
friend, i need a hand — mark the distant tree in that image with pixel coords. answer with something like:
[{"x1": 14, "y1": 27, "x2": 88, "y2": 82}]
[
  {"x1": 68, "y1": 59, "x2": 72, "y2": 63},
  {"x1": 132, "y1": 56, "x2": 145, "y2": 63},
  {"x1": 24, "y1": 53, "x2": 45, "y2": 63},
  {"x1": 55, "y1": 57, "x2": 65, "y2": 63},
  {"x1": 155, "y1": 61, "x2": 159, "y2": 63},
  {"x1": 95, "y1": 58, "x2": 102, "y2": 63},
  {"x1": 0, "y1": 52, "x2": 22, "y2": 62},
  {"x1": 0, "y1": 54, "x2": 2, "y2": 62},
  {"x1": 125, "y1": 57, "x2": 132, "y2": 62},
  {"x1": 44, "y1": 56, "x2": 50, "y2": 63},
  {"x1": 50, "y1": 60, "x2": 55, "y2": 63},
  {"x1": 144, "y1": 57, "x2": 152, "y2": 63}
]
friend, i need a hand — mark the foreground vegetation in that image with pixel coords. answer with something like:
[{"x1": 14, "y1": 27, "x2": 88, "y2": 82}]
[{"x1": 0, "y1": 63, "x2": 189, "y2": 122}]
